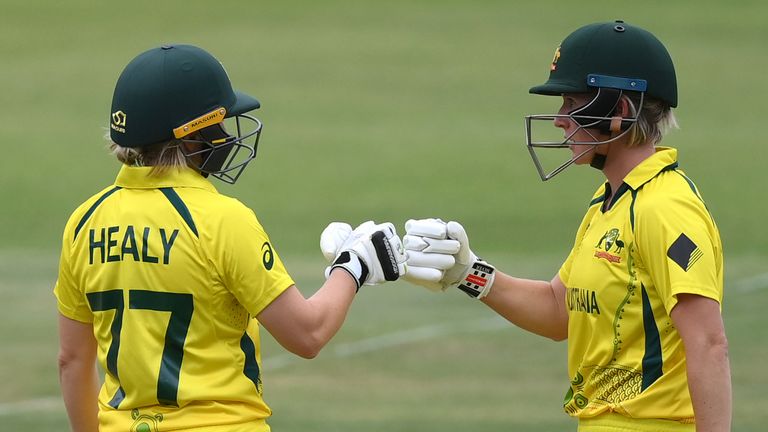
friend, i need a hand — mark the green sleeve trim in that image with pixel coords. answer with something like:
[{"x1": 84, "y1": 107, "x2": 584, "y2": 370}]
[{"x1": 672, "y1": 170, "x2": 704, "y2": 203}]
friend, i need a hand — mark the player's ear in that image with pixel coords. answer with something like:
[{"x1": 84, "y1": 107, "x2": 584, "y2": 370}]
[
  {"x1": 180, "y1": 134, "x2": 203, "y2": 152},
  {"x1": 616, "y1": 95, "x2": 635, "y2": 118},
  {"x1": 606, "y1": 95, "x2": 635, "y2": 134}
]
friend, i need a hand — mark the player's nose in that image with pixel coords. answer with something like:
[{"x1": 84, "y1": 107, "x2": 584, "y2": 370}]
[{"x1": 553, "y1": 115, "x2": 570, "y2": 130}]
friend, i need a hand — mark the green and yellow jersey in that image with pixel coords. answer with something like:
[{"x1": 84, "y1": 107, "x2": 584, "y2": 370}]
[
  {"x1": 558, "y1": 147, "x2": 723, "y2": 423},
  {"x1": 54, "y1": 165, "x2": 295, "y2": 432}
]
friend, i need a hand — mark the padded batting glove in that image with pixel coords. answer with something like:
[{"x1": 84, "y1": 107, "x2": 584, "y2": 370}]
[
  {"x1": 320, "y1": 221, "x2": 407, "y2": 291},
  {"x1": 403, "y1": 218, "x2": 495, "y2": 299}
]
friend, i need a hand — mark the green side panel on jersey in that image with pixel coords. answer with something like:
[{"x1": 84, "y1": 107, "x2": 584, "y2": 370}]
[
  {"x1": 640, "y1": 284, "x2": 663, "y2": 391},
  {"x1": 240, "y1": 332, "x2": 262, "y2": 392}
]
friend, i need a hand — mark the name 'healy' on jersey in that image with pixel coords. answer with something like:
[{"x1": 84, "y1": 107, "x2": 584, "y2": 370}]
[{"x1": 87, "y1": 225, "x2": 179, "y2": 265}]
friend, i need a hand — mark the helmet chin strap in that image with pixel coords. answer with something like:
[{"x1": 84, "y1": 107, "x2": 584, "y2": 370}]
[
  {"x1": 588, "y1": 114, "x2": 624, "y2": 170},
  {"x1": 590, "y1": 152, "x2": 607, "y2": 170}
]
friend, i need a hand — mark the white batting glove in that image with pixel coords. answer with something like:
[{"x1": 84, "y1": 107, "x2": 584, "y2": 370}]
[
  {"x1": 403, "y1": 218, "x2": 495, "y2": 299},
  {"x1": 320, "y1": 221, "x2": 407, "y2": 291},
  {"x1": 320, "y1": 222, "x2": 353, "y2": 261}
]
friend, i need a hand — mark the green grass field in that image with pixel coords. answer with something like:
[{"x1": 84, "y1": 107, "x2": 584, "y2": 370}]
[{"x1": 1, "y1": 1, "x2": 766, "y2": 430}]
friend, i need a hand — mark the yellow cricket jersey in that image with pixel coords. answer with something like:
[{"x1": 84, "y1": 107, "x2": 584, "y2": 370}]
[
  {"x1": 54, "y1": 165, "x2": 295, "y2": 432},
  {"x1": 558, "y1": 147, "x2": 723, "y2": 424}
]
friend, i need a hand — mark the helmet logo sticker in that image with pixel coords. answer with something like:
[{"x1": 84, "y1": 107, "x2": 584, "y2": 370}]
[
  {"x1": 111, "y1": 111, "x2": 127, "y2": 133},
  {"x1": 173, "y1": 107, "x2": 227, "y2": 139},
  {"x1": 550, "y1": 46, "x2": 561, "y2": 71}
]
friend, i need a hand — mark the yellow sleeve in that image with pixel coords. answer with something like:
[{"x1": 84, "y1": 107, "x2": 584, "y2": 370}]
[
  {"x1": 634, "y1": 190, "x2": 723, "y2": 315},
  {"x1": 209, "y1": 201, "x2": 295, "y2": 316},
  {"x1": 53, "y1": 215, "x2": 94, "y2": 323}
]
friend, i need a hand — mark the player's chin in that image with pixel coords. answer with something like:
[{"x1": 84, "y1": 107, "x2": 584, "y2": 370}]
[
  {"x1": 569, "y1": 145, "x2": 592, "y2": 165},
  {"x1": 576, "y1": 154, "x2": 595, "y2": 165}
]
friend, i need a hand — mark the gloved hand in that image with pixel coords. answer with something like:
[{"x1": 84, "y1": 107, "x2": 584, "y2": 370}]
[
  {"x1": 320, "y1": 221, "x2": 407, "y2": 291},
  {"x1": 403, "y1": 218, "x2": 495, "y2": 299}
]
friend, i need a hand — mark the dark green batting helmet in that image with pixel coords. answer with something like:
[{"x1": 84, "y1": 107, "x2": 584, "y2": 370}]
[
  {"x1": 109, "y1": 44, "x2": 264, "y2": 184},
  {"x1": 529, "y1": 20, "x2": 677, "y2": 107},
  {"x1": 110, "y1": 44, "x2": 261, "y2": 147},
  {"x1": 524, "y1": 21, "x2": 678, "y2": 181}
]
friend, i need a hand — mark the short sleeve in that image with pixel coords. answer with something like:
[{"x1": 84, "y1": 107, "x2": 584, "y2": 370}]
[
  {"x1": 53, "y1": 222, "x2": 94, "y2": 323},
  {"x1": 209, "y1": 202, "x2": 295, "y2": 316},
  {"x1": 634, "y1": 190, "x2": 723, "y2": 315}
]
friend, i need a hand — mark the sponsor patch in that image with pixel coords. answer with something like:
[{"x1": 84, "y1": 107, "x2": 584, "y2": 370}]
[
  {"x1": 667, "y1": 233, "x2": 703, "y2": 271},
  {"x1": 458, "y1": 262, "x2": 495, "y2": 297}
]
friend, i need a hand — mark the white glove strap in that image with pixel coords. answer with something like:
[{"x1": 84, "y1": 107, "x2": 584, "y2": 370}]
[
  {"x1": 456, "y1": 260, "x2": 496, "y2": 299},
  {"x1": 327, "y1": 251, "x2": 369, "y2": 291}
]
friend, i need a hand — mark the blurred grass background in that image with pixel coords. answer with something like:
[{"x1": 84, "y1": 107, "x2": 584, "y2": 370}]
[{"x1": 1, "y1": 0, "x2": 766, "y2": 430}]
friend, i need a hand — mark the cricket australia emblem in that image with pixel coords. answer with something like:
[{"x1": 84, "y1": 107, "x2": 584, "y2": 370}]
[{"x1": 593, "y1": 228, "x2": 625, "y2": 264}]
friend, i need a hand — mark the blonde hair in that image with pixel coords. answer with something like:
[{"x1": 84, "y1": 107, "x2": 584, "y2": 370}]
[
  {"x1": 109, "y1": 139, "x2": 193, "y2": 176},
  {"x1": 624, "y1": 95, "x2": 679, "y2": 147}
]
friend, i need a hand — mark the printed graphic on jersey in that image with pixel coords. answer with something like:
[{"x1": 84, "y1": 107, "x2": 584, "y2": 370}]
[
  {"x1": 564, "y1": 366, "x2": 642, "y2": 414},
  {"x1": 590, "y1": 366, "x2": 642, "y2": 404},
  {"x1": 666, "y1": 233, "x2": 702, "y2": 271},
  {"x1": 563, "y1": 371, "x2": 587, "y2": 413},
  {"x1": 594, "y1": 228, "x2": 625, "y2": 263},
  {"x1": 130, "y1": 409, "x2": 163, "y2": 432}
]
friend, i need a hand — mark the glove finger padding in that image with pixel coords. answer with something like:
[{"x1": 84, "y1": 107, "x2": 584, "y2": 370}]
[
  {"x1": 403, "y1": 234, "x2": 461, "y2": 254},
  {"x1": 406, "y1": 250, "x2": 456, "y2": 270},
  {"x1": 402, "y1": 218, "x2": 463, "y2": 292},
  {"x1": 402, "y1": 234, "x2": 428, "y2": 251},
  {"x1": 320, "y1": 222, "x2": 353, "y2": 262},
  {"x1": 446, "y1": 221, "x2": 472, "y2": 266},
  {"x1": 403, "y1": 267, "x2": 446, "y2": 292},
  {"x1": 403, "y1": 218, "x2": 496, "y2": 299},
  {"x1": 405, "y1": 218, "x2": 448, "y2": 239}
]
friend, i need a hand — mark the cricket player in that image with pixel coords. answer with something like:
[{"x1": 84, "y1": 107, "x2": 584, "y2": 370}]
[
  {"x1": 400, "y1": 21, "x2": 731, "y2": 431},
  {"x1": 54, "y1": 44, "x2": 406, "y2": 432}
]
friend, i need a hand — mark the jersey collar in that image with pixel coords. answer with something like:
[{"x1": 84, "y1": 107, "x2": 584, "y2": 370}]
[
  {"x1": 114, "y1": 165, "x2": 219, "y2": 192},
  {"x1": 622, "y1": 146, "x2": 678, "y2": 191}
]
